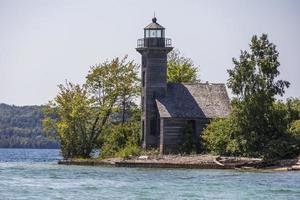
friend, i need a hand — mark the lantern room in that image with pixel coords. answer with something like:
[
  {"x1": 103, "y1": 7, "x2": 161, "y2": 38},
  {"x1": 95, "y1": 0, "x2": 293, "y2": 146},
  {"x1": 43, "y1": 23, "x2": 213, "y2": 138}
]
[
  {"x1": 144, "y1": 17, "x2": 165, "y2": 38},
  {"x1": 137, "y1": 17, "x2": 171, "y2": 48}
]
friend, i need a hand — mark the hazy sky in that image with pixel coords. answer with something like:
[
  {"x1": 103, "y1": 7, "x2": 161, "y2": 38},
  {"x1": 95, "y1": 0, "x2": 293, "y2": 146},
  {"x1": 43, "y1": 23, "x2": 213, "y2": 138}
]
[{"x1": 0, "y1": 0, "x2": 299, "y2": 105}]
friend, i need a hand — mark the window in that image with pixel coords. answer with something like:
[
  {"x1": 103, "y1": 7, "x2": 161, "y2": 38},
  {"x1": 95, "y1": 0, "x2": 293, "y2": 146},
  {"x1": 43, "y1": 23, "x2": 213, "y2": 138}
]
[
  {"x1": 145, "y1": 30, "x2": 149, "y2": 37},
  {"x1": 145, "y1": 29, "x2": 163, "y2": 38},
  {"x1": 156, "y1": 30, "x2": 161, "y2": 37},
  {"x1": 150, "y1": 30, "x2": 156, "y2": 38}
]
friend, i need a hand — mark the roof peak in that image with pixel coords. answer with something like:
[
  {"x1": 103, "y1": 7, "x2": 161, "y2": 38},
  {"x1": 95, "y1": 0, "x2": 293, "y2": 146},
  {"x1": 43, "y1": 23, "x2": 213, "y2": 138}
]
[
  {"x1": 152, "y1": 17, "x2": 157, "y2": 23},
  {"x1": 144, "y1": 17, "x2": 165, "y2": 29}
]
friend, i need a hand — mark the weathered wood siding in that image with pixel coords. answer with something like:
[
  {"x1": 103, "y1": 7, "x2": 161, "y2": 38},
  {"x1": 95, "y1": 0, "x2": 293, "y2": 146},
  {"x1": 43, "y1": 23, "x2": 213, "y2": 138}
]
[
  {"x1": 160, "y1": 118, "x2": 210, "y2": 154},
  {"x1": 139, "y1": 49, "x2": 172, "y2": 148}
]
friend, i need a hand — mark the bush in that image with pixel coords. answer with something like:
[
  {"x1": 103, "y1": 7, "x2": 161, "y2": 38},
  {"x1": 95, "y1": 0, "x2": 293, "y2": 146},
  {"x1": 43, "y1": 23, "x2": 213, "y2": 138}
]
[
  {"x1": 202, "y1": 118, "x2": 242, "y2": 156},
  {"x1": 259, "y1": 103, "x2": 300, "y2": 159},
  {"x1": 286, "y1": 120, "x2": 300, "y2": 158},
  {"x1": 263, "y1": 135, "x2": 300, "y2": 159},
  {"x1": 116, "y1": 145, "x2": 142, "y2": 159},
  {"x1": 202, "y1": 104, "x2": 300, "y2": 159},
  {"x1": 99, "y1": 121, "x2": 140, "y2": 159}
]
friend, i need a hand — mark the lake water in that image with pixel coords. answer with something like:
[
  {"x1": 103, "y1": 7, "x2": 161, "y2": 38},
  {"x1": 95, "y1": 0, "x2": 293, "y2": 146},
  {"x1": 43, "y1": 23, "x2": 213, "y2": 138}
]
[{"x1": 0, "y1": 149, "x2": 300, "y2": 200}]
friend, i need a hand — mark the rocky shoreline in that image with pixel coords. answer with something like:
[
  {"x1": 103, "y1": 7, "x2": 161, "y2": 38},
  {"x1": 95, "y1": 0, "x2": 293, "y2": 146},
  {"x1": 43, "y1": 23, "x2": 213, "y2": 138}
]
[{"x1": 58, "y1": 154, "x2": 300, "y2": 171}]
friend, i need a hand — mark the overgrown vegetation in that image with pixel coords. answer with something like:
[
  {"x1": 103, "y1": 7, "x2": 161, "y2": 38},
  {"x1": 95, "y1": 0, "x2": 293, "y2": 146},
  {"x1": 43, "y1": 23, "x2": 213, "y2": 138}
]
[
  {"x1": 202, "y1": 118, "x2": 237, "y2": 156},
  {"x1": 43, "y1": 56, "x2": 140, "y2": 159},
  {"x1": 99, "y1": 107, "x2": 142, "y2": 159},
  {"x1": 202, "y1": 34, "x2": 300, "y2": 159}
]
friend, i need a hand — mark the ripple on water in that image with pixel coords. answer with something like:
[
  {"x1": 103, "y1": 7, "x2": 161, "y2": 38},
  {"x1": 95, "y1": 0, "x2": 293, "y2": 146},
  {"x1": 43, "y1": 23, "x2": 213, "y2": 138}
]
[{"x1": 1, "y1": 149, "x2": 300, "y2": 200}]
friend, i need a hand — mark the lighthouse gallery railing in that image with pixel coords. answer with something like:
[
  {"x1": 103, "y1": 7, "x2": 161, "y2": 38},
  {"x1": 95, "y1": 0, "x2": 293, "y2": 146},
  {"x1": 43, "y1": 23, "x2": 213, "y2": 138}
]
[{"x1": 137, "y1": 38, "x2": 172, "y2": 48}]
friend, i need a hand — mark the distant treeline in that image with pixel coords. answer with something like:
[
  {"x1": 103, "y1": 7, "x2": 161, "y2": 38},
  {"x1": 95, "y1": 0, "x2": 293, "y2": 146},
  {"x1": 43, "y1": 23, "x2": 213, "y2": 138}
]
[{"x1": 0, "y1": 103, "x2": 59, "y2": 148}]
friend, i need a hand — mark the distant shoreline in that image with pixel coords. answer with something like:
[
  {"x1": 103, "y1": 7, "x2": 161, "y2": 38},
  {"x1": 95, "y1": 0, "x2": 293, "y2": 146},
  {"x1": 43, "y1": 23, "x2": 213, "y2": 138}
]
[{"x1": 0, "y1": 147, "x2": 60, "y2": 150}]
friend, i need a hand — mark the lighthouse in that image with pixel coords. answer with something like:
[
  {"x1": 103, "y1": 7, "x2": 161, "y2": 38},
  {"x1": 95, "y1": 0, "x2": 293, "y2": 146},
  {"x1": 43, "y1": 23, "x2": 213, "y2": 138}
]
[{"x1": 136, "y1": 17, "x2": 173, "y2": 149}]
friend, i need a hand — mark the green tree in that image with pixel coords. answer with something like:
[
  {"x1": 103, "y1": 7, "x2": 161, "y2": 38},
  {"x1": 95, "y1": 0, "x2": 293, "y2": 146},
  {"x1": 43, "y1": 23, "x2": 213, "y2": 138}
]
[
  {"x1": 167, "y1": 49, "x2": 199, "y2": 83},
  {"x1": 85, "y1": 56, "x2": 140, "y2": 125},
  {"x1": 228, "y1": 34, "x2": 294, "y2": 158},
  {"x1": 86, "y1": 56, "x2": 140, "y2": 158},
  {"x1": 43, "y1": 56, "x2": 140, "y2": 159},
  {"x1": 203, "y1": 34, "x2": 299, "y2": 159},
  {"x1": 227, "y1": 34, "x2": 290, "y2": 100},
  {"x1": 43, "y1": 83, "x2": 96, "y2": 158}
]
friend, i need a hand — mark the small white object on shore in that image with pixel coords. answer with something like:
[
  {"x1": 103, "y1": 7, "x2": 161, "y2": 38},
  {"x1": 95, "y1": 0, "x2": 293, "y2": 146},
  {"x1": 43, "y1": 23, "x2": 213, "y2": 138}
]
[{"x1": 138, "y1": 155, "x2": 149, "y2": 160}]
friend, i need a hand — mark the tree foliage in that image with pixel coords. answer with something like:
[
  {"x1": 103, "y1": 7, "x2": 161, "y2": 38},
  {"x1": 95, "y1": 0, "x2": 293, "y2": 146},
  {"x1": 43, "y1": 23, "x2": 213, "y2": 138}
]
[
  {"x1": 43, "y1": 56, "x2": 140, "y2": 159},
  {"x1": 99, "y1": 106, "x2": 141, "y2": 159},
  {"x1": 289, "y1": 120, "x2": 300, "y2": 138},
  {"x1": 203, "y1": 34, "x2": 300, "y2": 159},
  {"x1": 85, "y1": 56, "x2": 140, "y2": 125},
  {"x1": 286, "y1": 98, "x2": 300, "y2": 122},
  {"x1": 227, "y1": 34, "x2": 291, "y2": 158},
  {"x1": 167, "y1": 49, "x2": 199, "y2": 83},
  {"x1": 227, "y1": 34, "x2": 290, "y2": 100},
  {"x1": 43, "y1": 83, "x2": 96, "y2": 158},
  {"x1": 202, "y1": 118, "x2": 241, "y2": 156}
]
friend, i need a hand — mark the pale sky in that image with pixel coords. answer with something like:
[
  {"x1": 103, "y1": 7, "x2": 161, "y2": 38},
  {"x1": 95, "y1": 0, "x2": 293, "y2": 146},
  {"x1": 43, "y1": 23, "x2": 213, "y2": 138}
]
[{"x1": 0, "y1": 0, "x2": 299, "y2": 105}]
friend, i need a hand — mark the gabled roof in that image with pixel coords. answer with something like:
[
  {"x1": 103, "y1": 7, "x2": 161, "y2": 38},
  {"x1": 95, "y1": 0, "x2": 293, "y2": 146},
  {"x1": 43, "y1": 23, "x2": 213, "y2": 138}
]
[
  {"x1": 156, "y1": 83, "x2": 231, "y2": 118},
  {"x1": 144, "y1": 17, "x2": 165, "y2": 29}
]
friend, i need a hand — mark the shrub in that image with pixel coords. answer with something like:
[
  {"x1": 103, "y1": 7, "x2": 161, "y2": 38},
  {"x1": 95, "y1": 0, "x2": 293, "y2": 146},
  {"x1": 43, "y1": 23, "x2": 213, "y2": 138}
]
[
  {"x1": 99, "y1": 121, "x2": 140, "y2": 159},
  {"x1": 286, "y1": 120, "x2": 300, "y2": 158},
  {"x1": 202, "y1": 105, "x2": 300, "y2": 159},
  {"x1": 263, "y1": 135, "x2": 300, "y2": 159},
  {"x1": 116, "y1": 145, "x2": 142, "y2": 159},
  {"x1": 202, "y1": 118, "x2": 240, "y2": 156}
]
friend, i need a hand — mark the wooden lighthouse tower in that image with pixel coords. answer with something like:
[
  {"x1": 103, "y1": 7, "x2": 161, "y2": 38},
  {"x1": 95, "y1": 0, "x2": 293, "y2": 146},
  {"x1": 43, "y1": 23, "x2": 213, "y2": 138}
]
[{"x1": 136, "y1": 17, "x2": 173, "y2": 149}]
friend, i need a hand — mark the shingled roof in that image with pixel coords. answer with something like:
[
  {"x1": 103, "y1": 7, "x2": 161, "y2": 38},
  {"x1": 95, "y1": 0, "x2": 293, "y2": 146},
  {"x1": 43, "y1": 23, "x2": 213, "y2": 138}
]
[
  {"x1": 144, "y1": 17, "x2": 165, "y2": 29},
  {"x1": 156, "y1": 83, "x2": 231, "y2": 118}
]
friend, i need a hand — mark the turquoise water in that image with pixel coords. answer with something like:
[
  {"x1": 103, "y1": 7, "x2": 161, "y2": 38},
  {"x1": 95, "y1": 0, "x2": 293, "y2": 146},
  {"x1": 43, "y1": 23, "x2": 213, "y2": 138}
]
[{"x1": 0, "y1": 149, "x2": 300, "y2": 200}]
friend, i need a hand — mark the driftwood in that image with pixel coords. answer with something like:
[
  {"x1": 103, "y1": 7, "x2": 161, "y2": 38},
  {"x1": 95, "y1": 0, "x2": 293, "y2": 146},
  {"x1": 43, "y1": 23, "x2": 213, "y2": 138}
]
[{"x1": 214, "y1": 156, "x2": 263, "y2": 168}]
